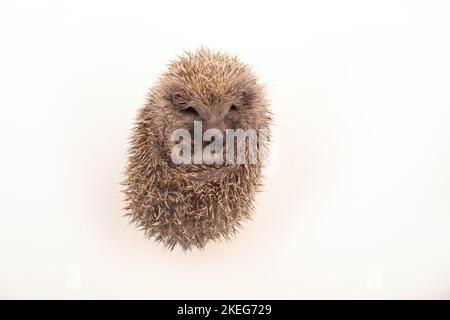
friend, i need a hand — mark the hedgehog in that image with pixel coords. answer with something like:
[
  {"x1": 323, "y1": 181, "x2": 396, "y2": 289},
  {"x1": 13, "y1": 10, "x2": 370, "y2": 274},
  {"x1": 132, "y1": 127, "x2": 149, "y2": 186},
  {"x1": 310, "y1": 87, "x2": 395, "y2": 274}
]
[{"x1": 123, "y1": 48, "x2": 272, "y2": 250}]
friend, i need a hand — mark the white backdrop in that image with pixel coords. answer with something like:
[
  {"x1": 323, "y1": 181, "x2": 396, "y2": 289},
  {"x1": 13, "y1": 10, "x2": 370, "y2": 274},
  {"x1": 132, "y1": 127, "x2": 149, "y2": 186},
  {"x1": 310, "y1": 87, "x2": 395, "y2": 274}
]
[{"x1": 1, "y1": 0, "x2": 449, "y2": 299}]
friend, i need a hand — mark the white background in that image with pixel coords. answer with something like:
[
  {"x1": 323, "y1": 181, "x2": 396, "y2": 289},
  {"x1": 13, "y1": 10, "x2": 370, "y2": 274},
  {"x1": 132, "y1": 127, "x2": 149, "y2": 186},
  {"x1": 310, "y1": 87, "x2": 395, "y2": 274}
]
[{"x1": 1, "y1": 0, "x2": 449, "y2": 299}]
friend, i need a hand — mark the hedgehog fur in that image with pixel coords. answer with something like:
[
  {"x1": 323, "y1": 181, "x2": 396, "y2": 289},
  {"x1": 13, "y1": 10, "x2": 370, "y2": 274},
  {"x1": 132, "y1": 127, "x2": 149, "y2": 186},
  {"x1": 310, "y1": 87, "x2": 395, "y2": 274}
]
[{"x1": 123, "y1": 48, "x2": 271, "y2": 250}]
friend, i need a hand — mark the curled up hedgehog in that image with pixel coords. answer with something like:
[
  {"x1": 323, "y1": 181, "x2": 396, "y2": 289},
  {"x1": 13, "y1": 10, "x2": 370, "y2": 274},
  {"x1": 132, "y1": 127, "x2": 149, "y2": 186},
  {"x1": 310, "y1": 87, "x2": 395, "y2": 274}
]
[{"x1": 123, "y1": 48, "x2": 272, "y2": 250}]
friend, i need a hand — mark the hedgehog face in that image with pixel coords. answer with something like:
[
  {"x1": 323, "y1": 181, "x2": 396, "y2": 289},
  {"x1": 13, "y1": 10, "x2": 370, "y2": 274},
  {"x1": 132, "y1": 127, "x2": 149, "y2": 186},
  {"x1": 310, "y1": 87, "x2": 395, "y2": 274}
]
[
  {"x1": 166, "y1": 85, "x2": 257, "y2": 135},
  {"x1": 160, "y1": 79, "x2": 266, "y2": 167}
]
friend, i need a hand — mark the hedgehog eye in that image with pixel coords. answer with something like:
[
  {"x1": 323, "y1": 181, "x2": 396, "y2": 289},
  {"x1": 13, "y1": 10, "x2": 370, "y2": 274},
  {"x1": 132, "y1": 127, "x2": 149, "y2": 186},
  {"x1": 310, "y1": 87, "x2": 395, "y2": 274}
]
[
  {"x1": 181, "y1": 106, "x2": 199, "y2": 116},
  {"x1": 229, "y1": 104, "x2": 238, "y2": 112}
]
